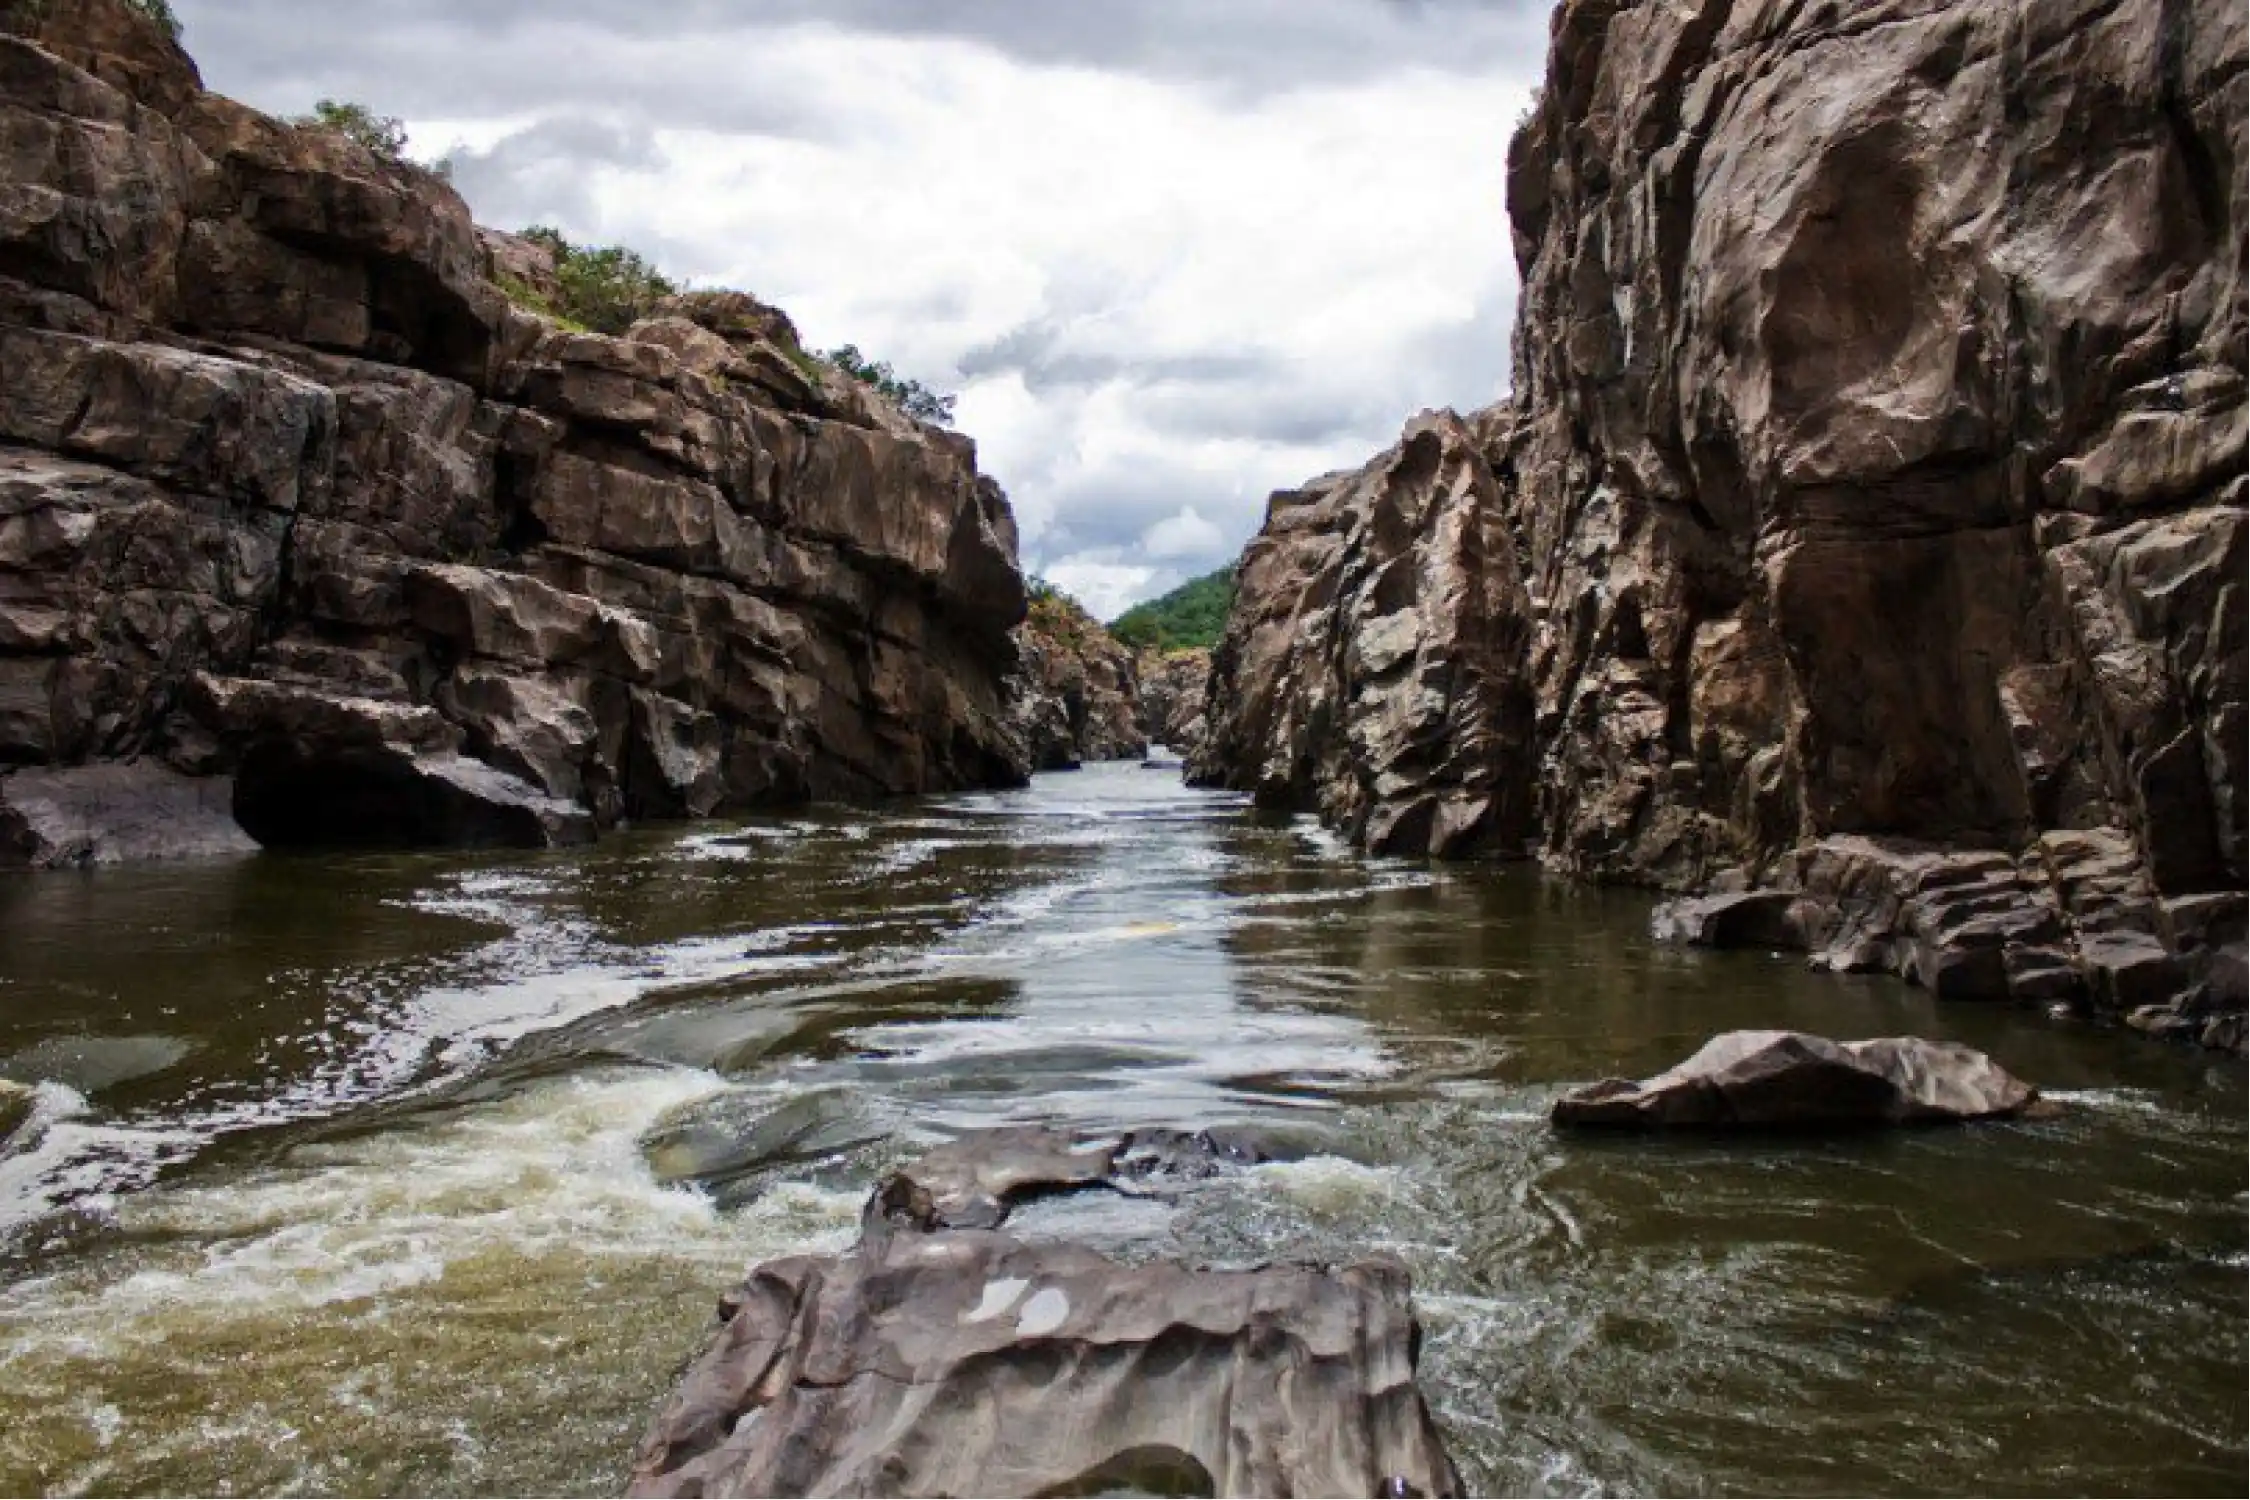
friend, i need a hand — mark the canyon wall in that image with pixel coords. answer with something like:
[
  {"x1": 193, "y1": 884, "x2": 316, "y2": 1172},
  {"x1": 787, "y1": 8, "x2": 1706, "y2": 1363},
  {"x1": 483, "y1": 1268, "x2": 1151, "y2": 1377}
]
[
  {"x1": 1195, "y1": 0, "x2": 2246, "y2": 1041},
  {"x1": 1011, "y1": 592, "x2": 1146, "y2": 770},
  {"x1": 0, "y1": 1, "x2": 1031, "y2": 864},
  {"x1": 1137, "y1": 648, "x2": 1211, "y2": 755}
]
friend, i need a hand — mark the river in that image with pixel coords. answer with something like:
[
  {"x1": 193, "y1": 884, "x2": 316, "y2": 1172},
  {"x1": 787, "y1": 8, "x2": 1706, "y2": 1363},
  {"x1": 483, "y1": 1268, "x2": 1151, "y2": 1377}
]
[{"x1": 0, "y1": 763, "x2": 2242, "y2": 1496}]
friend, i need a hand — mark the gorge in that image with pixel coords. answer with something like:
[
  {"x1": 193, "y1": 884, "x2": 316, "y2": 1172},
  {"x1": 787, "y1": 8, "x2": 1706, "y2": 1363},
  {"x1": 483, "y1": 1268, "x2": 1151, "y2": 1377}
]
[{"x1": 0, "y1": 1, "x2": 2242, "y2": 1497}]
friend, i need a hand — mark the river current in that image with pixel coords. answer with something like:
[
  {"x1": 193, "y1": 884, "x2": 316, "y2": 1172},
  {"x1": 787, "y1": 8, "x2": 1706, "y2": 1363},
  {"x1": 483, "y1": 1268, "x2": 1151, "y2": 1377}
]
[{"x1": 0, "y1": 763, "x2": 2242, "y2": 1496}]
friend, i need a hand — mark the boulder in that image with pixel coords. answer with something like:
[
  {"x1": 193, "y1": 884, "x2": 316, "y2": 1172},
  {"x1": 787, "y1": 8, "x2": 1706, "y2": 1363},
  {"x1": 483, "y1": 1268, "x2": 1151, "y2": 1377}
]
[
  {"x1": 1553, "y1": 1031, "x2": 2039, "y2": 1130},
  {"x1": 0, "y1": 761, "x2": 256, "y2": 867},
  {"x1": 1648, "y1": 890, "x2": 1798, "y2": 949},
  {"x1": 626, "y1": 1229, "x2": 1461, "y2": 1500},
  {"x1": 0, "y1": 1078, "x2": 35, "y2": 1148}
]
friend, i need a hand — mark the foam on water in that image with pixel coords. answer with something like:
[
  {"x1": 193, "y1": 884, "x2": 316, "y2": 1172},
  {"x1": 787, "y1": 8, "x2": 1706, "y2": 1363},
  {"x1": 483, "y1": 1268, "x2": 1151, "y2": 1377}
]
[{"x1": 0, "y1": 1065, "x2": 860, "y2": 1496}]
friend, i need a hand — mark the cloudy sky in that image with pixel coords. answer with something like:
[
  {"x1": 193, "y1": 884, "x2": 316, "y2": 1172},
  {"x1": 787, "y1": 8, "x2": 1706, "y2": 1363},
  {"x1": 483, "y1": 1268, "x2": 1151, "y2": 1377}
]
[{"x1": 173, "y1": 1, "x2": 1549, "y2": 618}]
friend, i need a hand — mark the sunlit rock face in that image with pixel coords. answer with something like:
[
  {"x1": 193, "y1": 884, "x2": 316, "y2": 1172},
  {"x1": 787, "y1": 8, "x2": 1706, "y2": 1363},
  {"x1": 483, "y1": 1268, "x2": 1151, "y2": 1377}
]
[
  {"x1": 1009, "y1": 594, "x2": 1147, "y2": 771},
  {"x1": 1198, "y1": 0, "x2": 2246, "y2": 1039},
  {"x1": 0, "y1": 0, "x2": 1031, "y2": 863}
]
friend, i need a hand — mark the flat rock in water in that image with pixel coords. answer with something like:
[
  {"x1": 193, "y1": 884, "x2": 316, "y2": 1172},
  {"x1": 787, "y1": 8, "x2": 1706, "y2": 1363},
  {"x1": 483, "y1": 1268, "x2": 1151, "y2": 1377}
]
[
  {"x1": 627, "y1": 1229, "x2": 1461, "y2": 1499},
  {"x1": 1553, "y1": 1030, "x2": 2038, "y2": 1129},
  {"x1": 863, "y1": 1125, "x2": 1119, "y2": 1236}
]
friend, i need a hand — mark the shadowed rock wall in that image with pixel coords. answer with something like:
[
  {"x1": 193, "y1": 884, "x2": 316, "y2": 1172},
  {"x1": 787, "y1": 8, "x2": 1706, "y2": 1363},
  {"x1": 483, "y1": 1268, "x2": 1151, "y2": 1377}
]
[{"x1": 0, "y1": 0, "x2": 1032, "y2": 863}]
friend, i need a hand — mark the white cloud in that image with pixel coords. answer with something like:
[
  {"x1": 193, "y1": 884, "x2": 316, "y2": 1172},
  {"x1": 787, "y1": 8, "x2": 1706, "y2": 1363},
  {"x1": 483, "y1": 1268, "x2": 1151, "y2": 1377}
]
[
  {"x1": 1143, "y1": 506, "x2": 1227, "y2": 562},
  {"x1": 1044, "y1": 561, "x2": 1157, "y2": 622},
  {"x1": 176, "y1": 1, "x2": 1545, "y2": 613}
]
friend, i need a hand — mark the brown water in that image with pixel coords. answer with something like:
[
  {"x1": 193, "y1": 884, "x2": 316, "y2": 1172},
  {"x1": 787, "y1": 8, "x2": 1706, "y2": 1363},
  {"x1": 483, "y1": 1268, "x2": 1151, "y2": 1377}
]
[{"x1": 0, "y1": 763, "x2": 2242, "y2": 1497}]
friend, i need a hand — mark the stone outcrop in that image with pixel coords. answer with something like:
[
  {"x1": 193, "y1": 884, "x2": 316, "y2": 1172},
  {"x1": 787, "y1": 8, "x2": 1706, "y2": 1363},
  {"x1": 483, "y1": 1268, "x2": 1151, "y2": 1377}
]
[
  {"x1": 0, "y1": 0, "x2": 1031, "y2": 863},
  {"x1": 1553, "y1": 1030, "x2": 2040, "y2": 1129},
  {"x1": 1009, "y1": 591, "x2": 1145, "y2": 770},
  {"x1": 1189, "y1": 408, "x2": 1538, "y2": 857},
  {"x1": 1138, "y1": 646, "x2": 1211, "y2": 754},
  {"x1": 632, "y1": 1127, "x2": 1460, "y2": 1500},
  {"x1": 1196, "y1": 0, "x2": 2246, "y2": 1040}
]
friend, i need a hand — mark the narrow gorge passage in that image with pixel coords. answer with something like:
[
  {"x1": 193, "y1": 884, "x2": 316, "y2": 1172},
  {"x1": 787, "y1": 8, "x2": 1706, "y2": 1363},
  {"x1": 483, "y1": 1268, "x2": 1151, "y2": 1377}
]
[{"x1": 1, "y1": 764, "x2": 2241, "y2": 1496}]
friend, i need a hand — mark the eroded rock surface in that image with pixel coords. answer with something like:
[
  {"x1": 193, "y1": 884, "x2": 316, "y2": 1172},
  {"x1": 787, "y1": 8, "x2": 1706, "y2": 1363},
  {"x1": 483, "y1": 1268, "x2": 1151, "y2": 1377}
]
[
  {"x1": 633, "y1": 1126, "x2": 1458, "y2": 1500},
  {"x1": 0, "y1": 0, "x2": 1032, "y2": 862},
  {"x1": 1553, "y1": 1030, "x2": 2039, "y2": 1129},
  {"x1": 1195, "y1": 0, "x2": 2246, "y2": 1041}
]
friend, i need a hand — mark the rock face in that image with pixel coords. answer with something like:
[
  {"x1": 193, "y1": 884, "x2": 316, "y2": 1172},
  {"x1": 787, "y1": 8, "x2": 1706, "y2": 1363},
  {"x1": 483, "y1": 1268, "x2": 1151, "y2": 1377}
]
[
  {"x1": 1188, "y1": 408, "x2": 1538, "y2": 858},
  {"x1": 1196, "y1": 0, "x2": 2246, "y2": 1038},
  {"x1": 1139, "y1": 647, "x2": 1212, "y2": 754},
  {"x1": 1553, "y1": 1030, "x2": 2040, "y2": 1129},
  {"x1": 632, "y1": 1126, "x2": 1461, "y2": 1500},
  {"x1": 1009, "y1": 591, "x2": 1146, "y2": 770},
  {"x1": 0, "y1": 0, "x2": 1031, "y2": 863}
]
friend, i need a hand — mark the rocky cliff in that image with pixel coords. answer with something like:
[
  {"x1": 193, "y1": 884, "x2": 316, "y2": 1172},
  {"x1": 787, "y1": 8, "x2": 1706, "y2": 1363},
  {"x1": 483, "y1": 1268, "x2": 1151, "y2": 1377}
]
[
  {"x1": 1010, "y1": 591, "x2": 1145, "y2": 770},
  {"x1": 1195, "y1": 0, "x2": 2247, "y2": 1042},
  {"x1": 1137, "y1": 648, "x2": 1211, "y2": 755},
  {"x1": 0, "y1": 0, "x2": 1031, "y2": 865}
]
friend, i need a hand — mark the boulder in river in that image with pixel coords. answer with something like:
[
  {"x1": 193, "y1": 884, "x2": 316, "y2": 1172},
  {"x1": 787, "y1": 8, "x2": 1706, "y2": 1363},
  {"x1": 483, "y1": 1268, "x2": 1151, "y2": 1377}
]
[
  {"x1": 0, "y1": 1079, "x2": 34, "y2": 1148},
  {"x1": 862, "y1": 1124, "x2": 1119, "y2": 1236},
  {"x1": 1553, "y1": 1031, "x2": 2039, "y2": 1130},
  {"x1": 626, "y1": 1228, "x2": 1461, "y2": 1499}
]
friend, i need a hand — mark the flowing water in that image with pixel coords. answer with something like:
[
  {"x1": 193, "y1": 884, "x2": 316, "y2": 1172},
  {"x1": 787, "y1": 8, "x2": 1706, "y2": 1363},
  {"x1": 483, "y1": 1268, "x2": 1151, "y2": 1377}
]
[{"x1": 0, "y1": 763, "x2": 2242, "y2": 1497}]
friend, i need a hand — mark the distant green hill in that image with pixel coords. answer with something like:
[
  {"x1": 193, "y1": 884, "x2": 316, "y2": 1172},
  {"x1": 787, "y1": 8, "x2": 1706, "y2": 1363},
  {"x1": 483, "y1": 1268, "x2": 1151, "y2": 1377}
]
[{"x1": 1109, "y1": 567, "x2": 1235, "y2": 651}]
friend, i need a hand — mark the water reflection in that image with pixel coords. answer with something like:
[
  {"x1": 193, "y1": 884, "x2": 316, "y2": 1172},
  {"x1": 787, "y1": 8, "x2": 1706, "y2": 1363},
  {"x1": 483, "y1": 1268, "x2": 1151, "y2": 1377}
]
[{"x1": 0, "y1": 762, "x2": 2240, "y2": 1497}]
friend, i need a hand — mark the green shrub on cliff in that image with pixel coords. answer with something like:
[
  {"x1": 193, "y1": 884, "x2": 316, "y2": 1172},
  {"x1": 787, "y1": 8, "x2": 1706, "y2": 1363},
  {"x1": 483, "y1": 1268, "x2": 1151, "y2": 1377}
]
[
  {"x1": 494, "y1": 229, "x2": 953, "y2": 420},
  {"x1": 1110, "y1": 567, "x2": 1234, "y2": 651},
  {"x1": 821, "y1": 344, "x2": 957, "y2": 426},
  {"x1": 1025, "y1": 578, "x2": 1108, "y2": 652},
  {"x1": 7, "y1": 0, "x2": 179, "y2": 39},
  {"x1": 297, "y1": 99, "x2": 409, "y2": 158},
  {"x1": 517, "y1": 227, "x2": 678, "y2": 336},
  {"x1": 126, "y1": 0, "x2": 179, "y2": 36}
]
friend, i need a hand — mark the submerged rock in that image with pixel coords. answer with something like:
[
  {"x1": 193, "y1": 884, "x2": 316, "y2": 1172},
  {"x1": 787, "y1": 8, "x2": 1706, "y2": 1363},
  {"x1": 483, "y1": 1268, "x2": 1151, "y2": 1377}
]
[
  {"x1": 1553, "y1": 1031, "x2": 2040, "y2": 1130},
  {"x1": 627, "y1": 1229, "x2": 1461, "y2": 1500},
  {"x1": 862, "y1": 1125, "x2": 1119, "y2": 1237}
]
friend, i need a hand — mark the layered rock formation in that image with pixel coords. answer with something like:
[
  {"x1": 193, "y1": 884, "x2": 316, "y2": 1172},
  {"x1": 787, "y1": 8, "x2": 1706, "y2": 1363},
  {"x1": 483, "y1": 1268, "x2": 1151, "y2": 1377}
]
[
  {"x1": 1138, "y1": 646, "x2": 1212, "y2": 754},
  {"x1": 0, "y1": 0, "x2": 1030, "y2": 864},
  {"x1": 1009, "y1": 590, "x2": 1145, "y2": 770},
  {"x1": 1196, "y1": 0, "x2": 2246, "y2": 1039}
]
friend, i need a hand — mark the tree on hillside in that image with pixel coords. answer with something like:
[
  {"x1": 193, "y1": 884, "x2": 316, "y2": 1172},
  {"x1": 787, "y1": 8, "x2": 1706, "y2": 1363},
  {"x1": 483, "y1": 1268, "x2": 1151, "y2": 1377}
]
[
  {"x1": 126, "y1": 0, "x2": 179, "y2": 37},
  {"x1": 1110, "y1": 567, "x2": 1236, "y2": 651},
  {"x1": 296, "y1": 99, "x2": 409, "y2": 159},
  {"x1": 823, "y1": 344, "x2": 957, "y2": 426},
  {"x1": 515, "y1": 227, "x2": 679, "y2": 335}
]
